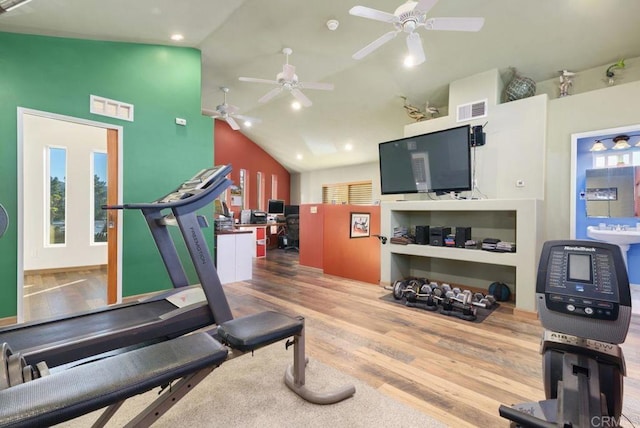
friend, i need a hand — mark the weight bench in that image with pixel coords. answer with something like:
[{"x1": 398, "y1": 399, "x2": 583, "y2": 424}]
[
  {"x1": 0, "y1": 332, "x2": 228, "y2": 428},
  {"x1": 216, "y1": 310, "x2": 356, "y2": 404}
]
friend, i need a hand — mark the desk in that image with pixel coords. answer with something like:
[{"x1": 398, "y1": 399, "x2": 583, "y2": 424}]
[
  {"x1": 237, "y1": 224, "x2": 267, "y2": 258},
  {"x1": 215, "y1": 230, "x2": 253, "y2": 284}
]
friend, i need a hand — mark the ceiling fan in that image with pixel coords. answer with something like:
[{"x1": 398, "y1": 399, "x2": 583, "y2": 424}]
[
  {"x1": 349, "y1": 0, "x2": 485, "y2": 66},
  {"x1": 202, "y1": 87, "x2": 260, "y2": 131},
  {"x1": 238, "y1": 48, "x2": 334, "y2": 107}
]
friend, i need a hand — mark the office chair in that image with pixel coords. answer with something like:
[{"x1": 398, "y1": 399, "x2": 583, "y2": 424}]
[{"x1": 284, "y1": 214, "x2": 299, "y2": 252}]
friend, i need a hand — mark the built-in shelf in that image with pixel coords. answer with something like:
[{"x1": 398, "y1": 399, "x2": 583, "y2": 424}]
[{"x1": 380, "y1": 199, "x2": 543, "y2": 312}]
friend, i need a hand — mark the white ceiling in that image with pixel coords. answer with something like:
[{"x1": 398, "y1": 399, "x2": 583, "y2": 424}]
[{"x1": 2, "y1": 0, "x2": 640, "y2": 173}]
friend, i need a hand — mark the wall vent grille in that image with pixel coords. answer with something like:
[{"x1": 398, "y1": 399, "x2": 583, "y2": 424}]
[
  {"x1": 456, "y1": 99, "x2": 487, "y2": 122},
  {"x1": 90, "y1": 95, "x2": 134, "y2": 122}
]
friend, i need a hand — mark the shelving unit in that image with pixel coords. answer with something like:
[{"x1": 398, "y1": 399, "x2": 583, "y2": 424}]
[{"x1": 380, "y1": 199, "x2": 543, "y2": 313}]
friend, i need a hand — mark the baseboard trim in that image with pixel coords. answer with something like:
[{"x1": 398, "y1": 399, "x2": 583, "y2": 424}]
[
  {"x1": 25, "y1": 265, "x2": 107, "y2": 275},
  {"x1": 0, "y1": 316, "x2": 17, "y2": 327}
]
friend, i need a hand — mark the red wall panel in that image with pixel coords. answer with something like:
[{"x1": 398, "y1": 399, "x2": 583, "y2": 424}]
[
  {"x1": 299, "y1": 204, "x2": 324, "y2": 269},
  {"x1": 214, "y1": 120, "x2": 290, "y2": 219},
  {"x1": 322, "y1": 205, "x2": 381, "y2": 284}
]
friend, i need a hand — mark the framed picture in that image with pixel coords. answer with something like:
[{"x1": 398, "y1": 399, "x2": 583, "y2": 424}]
[{"x1": 350, "y1": 212, "x2": 370, "y2": 238}]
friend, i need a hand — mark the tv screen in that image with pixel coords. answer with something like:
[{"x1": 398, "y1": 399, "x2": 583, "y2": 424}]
[
  {"x1": 378, "y1": 125, "x2": 471, "y2": 195},
  {"x1": 267, "y1": 199, "x2": 285, "y2": 215}
]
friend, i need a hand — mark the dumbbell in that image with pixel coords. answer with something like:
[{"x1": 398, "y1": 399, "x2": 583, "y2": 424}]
[
  {"x1": 0, "y1": 342, "x2": 50, "y2": 391},
  {"x1": 471, "y1": 292, "x2": 497, "y2": 308}
]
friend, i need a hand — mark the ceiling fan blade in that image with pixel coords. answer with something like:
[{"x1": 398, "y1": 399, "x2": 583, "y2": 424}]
[
  {"x1": 424, "y1": 17, "x2": 485, "y2": 31},
  {"x1": 299, "y1": 81, "x2": 334, "y2": 91},
  {"x1": 225, "y1": 104, "x2": 240, "y2": 114},
  {"x1": 226, "y1": 116, "x2": 240, "y2": 131},
  {"x1": 282, "y1": 64, "x2": 296, "y2": 81},
  {"x1": 239, "y1": 76, "x2": 280, "y2": 85},
  {"x1": 406, "y1": 32, "x2": 426, "y2": 65},
  {"x1": 348, "y1": 6, "x2": 397, "y2": 23},
  {"x1": 234, "y1": 114, "x2": 262, "y2": 125},
  {"x1": 202, "y1": 108, "x2": 221, "y2": 118},
  {"x1": 258, "y1": 87, "x2": 283, "y2": 104},
  {"x1": 413, "y1": 0, "x2": 438, "y2": 14},
  {"x1": 352, "y1": 30, "x2": 399, "y2": 60},
  {"x1": 291, "y1": 89, "x2": 312, "y2": 107}
]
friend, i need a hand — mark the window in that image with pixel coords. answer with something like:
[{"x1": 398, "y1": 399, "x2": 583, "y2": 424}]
[
  {"x1": 240, "y1": 169, "x2": 248, "y2": 210},
  {"x1": 593, "y1": 149, "x2": 639, "y2": 168},
  {"x1": 322, "y1": 181, "x2": 373, "y2": 205},
  {"x1": 47, "y1": 147, "x2": 67, "y2": 245},
  {"x1": 257, "y1": 171, "x2": 265, "y2": 211},
  {"x1": 92, "y1": 151, "x2": 108, "y2": 244},
  {"x1": 271, "y1": 174, "x2": 278, "y2": 200}
]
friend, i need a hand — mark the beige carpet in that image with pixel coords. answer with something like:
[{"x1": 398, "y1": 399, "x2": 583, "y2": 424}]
[{"x1": 58, "y1": 343, "x2": 445, "y2": 428}]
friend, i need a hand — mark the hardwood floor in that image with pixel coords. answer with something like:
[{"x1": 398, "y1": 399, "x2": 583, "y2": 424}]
[
  {"x1": 22, "y1": 251, "x2": 640, "y2": 427},
  {"x1": 23, "y1": 267, "x2": 107, "y2": 322},
  {"x1": 227, "y1": 250, "x2": 640, "y2": 428}
]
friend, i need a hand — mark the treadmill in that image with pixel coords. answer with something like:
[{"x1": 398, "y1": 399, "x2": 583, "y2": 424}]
[
  {"x1": 0, "y1": 165, "x2": 234, "y2": 368},
  {"x1": 499, "y1": 240, "x2": 632, "y2": 427}
]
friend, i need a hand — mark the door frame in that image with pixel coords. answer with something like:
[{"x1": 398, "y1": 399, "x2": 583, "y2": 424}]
[{"x1": 16, "y1": 107, "x2": 124, "y2": 323}]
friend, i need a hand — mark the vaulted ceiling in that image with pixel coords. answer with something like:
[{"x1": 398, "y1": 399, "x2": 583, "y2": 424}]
[{"x1": 2, "y1": 0, "x2": 640, "y2": 173}]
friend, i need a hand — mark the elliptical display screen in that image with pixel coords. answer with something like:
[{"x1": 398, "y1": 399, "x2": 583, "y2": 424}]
[{"x1": 544, "y1": 244, "x2": 620, "y2": 320}]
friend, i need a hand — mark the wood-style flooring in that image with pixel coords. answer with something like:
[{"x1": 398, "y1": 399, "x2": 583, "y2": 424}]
[{"x1": 22, "y1": 251, "x2": 640, "y2": 427}]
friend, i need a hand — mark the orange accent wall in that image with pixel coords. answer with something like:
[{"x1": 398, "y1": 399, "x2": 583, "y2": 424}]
[
  {"x1": 299, "y1": 204, "x2": 324, "y2": 269},
  {"x1": 214, "y1": 120, "x2": 290, "y2": 219},
  {"x1": 321, "y1": 205, "x2": 381, "y2": 284}
]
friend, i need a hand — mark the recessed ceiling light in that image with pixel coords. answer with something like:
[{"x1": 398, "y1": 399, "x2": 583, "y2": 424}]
[
  {"x1": 170, "y1": 34, "x2": 184, "y2": 42},
  {"x1": 244, "y1": 120, "x2": 252, "y2": 128},
  {"x1": 296, "y1": 154, "x2": 303, "y2": 160},
  {"x1": 403, "y1": 56, "x2": 415, "y2": 68},
  {"x1": 291, "y1": 101, "x2": 302, "y2": 110},
  {"x1": 345, "y1": 143, "x2": 353, "y2": 151}
]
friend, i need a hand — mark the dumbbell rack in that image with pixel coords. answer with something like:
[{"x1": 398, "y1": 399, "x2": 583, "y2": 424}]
[{"x1": 391, "y1": 278, "x2": 497, "y2": 322}]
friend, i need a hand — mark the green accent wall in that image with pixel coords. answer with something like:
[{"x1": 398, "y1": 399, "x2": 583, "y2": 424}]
[{"x1": 0, "y1": 32, "x2": 214, "y2": 318}]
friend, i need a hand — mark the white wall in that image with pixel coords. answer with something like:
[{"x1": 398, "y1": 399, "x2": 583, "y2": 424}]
[
  {"x1": 544, "y1": 79, "x2": 640, "y2": 241},
  {"x1": 23, "y1": 114, "x2": 108, "y2": 270}
]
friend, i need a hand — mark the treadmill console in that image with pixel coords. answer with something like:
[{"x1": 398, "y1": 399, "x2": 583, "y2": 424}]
[
  {"x1": 536, "y1": 240, "x2": 631, "y2": 344},
  {"x1": 158, "y1": 166, "x2": 228, "y2": 204}
]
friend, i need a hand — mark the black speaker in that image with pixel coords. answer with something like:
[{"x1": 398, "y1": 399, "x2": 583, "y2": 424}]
[
  {"x1": 471, "y1": 125, "x2": 486, "y2": 147},
  {"x1": 415, "y1": 225, "x2": 430, "y2": 245},
  {"x1": 429, "y1": 227, "x2": 451, "y2": 246},
  {"x1": 455, "y1": 227, "x2": 472, "y2": 248}
]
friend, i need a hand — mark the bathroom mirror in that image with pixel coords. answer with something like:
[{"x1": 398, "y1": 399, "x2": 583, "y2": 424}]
[{"x1": 585, "y1": 166, "x2": 640, "y2": 217}]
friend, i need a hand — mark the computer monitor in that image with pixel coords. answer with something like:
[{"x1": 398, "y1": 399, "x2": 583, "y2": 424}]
[
  {"x1": 267, "y1": 199, "x2": 285, "y2": 215},
  {"x1": 284, "y1": 205, "x2": 299, "y2": 216}
]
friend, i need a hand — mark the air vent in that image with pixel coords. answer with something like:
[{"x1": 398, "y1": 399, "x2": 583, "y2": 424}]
[
  {"x1": 90, "y1": 95, "x2": 134, "y2": 122},
  {"x1": 456, "y1": 99, "x2": 487, "y2": 122}
]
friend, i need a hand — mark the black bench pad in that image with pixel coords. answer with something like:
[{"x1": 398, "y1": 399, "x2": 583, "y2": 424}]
[
  {"x1": 217, "y1": 311, "x2": 303, "y2": 352},
  {"x1": 0, "y1": 332, "x2": 228, "y2": 428}
]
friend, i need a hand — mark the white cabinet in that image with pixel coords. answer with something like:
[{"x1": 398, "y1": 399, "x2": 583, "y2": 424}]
[
  {"x1": 216, "y1": 231, "x2": 253, "y2": 284},
  {"x1": 380, "y1": 199, "x2": 543, "y2": 313}
]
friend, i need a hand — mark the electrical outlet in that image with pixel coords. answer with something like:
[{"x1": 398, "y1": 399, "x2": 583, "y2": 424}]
[{"x1": 516, "y1": 179, "x2": 525, "y2": 188}]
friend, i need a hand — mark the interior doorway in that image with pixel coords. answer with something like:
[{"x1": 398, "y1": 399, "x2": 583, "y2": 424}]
[{"x1": 17, "y1": 108, "x2": 123, "y2": 323}]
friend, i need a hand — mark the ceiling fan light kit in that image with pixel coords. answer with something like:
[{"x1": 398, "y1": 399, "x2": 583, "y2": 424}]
[
  {"x1": 238, "y1": 48, "x2": 334, "y2": 107},
  {"x1": 349, "y1": 0, "x2": 484, "y2": 66},
  {"x1": 202, "y1": 87, "x2": 260, "y2": 131}
]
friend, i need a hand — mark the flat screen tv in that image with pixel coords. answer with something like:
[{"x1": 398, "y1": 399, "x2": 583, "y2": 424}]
[
  {"x1": 378, "y1": 125, "x2": 471, "y2": 195},
  {"x1": 267, "y1": 199, "x2": 285, "y2": 215}
]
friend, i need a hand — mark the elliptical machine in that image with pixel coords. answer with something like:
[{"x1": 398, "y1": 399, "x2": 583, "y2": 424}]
[{"x1": 499, "y1": 240, "x2": 632, "y2": 427}]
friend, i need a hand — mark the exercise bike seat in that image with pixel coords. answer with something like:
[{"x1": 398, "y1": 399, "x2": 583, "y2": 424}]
[{"x1": 217, "y1": 311, "x2": 303, "y2": 352}]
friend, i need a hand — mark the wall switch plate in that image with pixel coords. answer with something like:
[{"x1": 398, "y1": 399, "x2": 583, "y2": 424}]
[
  {"x1": 516, "y1": 179, "x2": 525, "y2": 187},
  {"x1": 175, "y1": 118, "x2": 187, "y2": 126}
]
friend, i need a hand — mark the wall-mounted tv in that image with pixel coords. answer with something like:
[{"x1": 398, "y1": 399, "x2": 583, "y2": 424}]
[
  {"x1": 267, "y1": 199, "x2": 285, "y2": 215},
  {"x1": 378, "y1": 125, "x2": 471, "y2": 195}
]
